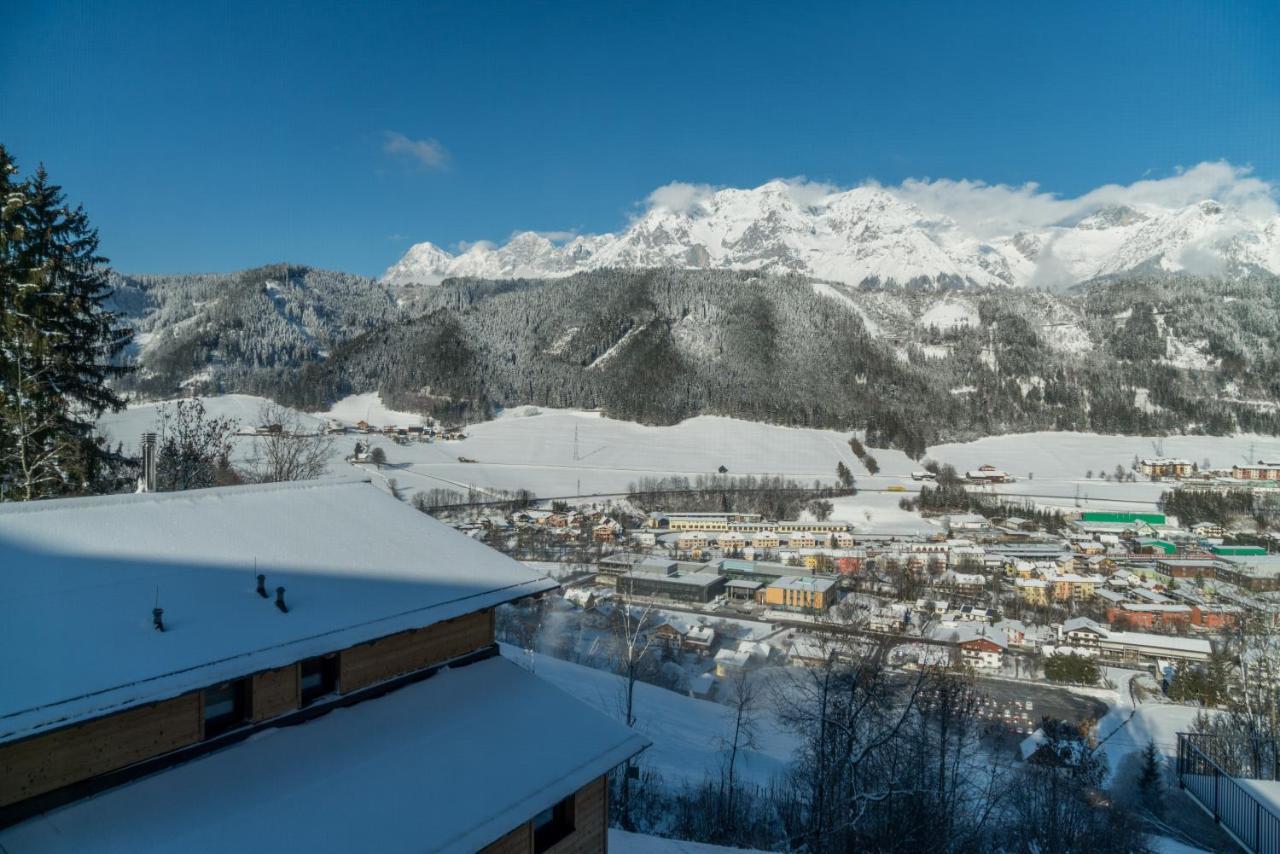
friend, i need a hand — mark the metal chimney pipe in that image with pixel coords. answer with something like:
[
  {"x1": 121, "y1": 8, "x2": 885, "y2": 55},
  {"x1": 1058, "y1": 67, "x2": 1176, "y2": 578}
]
[
  {"x1": 152, "y1": 607, "x2": 165, "y2": 632},
  {"x1": 275, "y1": 586, "x2": 288, "y2": 613},
  {"x1": 256, "y1": 574, "x2": 268, "y2": 598},
  {"x1": 140, "y1": 432, "x2": 158, "y2": 493}
]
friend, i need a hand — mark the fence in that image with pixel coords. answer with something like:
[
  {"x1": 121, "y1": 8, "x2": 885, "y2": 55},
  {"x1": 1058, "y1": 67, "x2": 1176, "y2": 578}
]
[{"x1": 1178, "y1": 732, "x2": 1280, "y2": 853}]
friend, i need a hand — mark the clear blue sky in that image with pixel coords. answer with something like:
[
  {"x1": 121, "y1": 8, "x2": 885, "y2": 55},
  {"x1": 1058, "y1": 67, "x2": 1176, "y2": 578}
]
[{"x1": 3, "y1": 0, "x2": 1277, "y2": 276}]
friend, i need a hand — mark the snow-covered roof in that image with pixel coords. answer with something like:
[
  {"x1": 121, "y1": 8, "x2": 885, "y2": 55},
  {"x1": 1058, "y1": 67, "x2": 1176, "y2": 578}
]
[
  {"x1": 1062, "y1": 616, "x2": 1106, "y2": 635},
  {"x1": 0, "y1": 478, "x2": 557, "y2": 744},
  {"x1": 1101, "y1": 630, "x2": 1212, "y2": 655},
  {"x1": 768, "y1": 575, "x2": 837, "y2": 593},
  {"x1": 714, "y1": 649, "x2": 751, "y2": 668},
  {"x1": 0, "y1": 655, "x2": 649, "y2": 853}
]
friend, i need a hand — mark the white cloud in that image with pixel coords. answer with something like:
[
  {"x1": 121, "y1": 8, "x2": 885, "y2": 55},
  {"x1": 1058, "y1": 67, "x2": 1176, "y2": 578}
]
[
  {"x1": 645, "y1": 181, "x2": 719, "y2": 215},
  {"x1": 382, "y1": 131, "x2": 449, "y2": 170},
  {"x1": 455, "y1": 239, "x2": 496, "y2": 253},
  {"x1": 637, "y1": 164, "x2": 1275, "y2": 240},
  {"x1": 891, "y1": 161, "x2": 1278, "y2": 238}
]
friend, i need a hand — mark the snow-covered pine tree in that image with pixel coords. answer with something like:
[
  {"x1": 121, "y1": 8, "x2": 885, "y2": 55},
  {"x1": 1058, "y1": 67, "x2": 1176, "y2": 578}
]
[{"x1": 0, "y1": 147, "x2": 132, "y2": 500}]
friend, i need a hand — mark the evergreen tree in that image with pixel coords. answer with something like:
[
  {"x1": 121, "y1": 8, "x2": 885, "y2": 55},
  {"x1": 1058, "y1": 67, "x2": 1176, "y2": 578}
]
[
  {"x1": 1136, "y1": 739, "x2": 1164, "y2": 818},
  {"x1": 0, "y1": 147, "x2": 132, "y2": 500}
]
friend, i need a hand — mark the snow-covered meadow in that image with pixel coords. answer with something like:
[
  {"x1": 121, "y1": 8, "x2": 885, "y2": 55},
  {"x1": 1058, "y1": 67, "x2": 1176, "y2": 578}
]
[{"x1": 97, "y1": 393, "x2": 1280, "y2": 517}]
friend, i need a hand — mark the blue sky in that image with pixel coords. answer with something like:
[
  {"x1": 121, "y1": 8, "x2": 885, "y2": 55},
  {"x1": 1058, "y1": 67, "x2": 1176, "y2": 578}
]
[{"x1": 3, "y1": 0, "x2": 1277, "y2": 276}]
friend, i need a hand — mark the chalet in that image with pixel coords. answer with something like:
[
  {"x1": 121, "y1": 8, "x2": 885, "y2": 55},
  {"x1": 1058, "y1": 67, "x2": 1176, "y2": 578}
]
[
  {"x1": 683, "y1": 626, "x2": 716, "y2": 653},
  {"x1": 592, "y1": 520, "x2": 620, "y2": 543},
  {"x1": 1059, "y1": 617, "x2": 1107, "y2": 650},
  {"x1": 1190, "y1": 521, "x2": 1225, "y2": 538},
  {"x1": 649, "y1": 622, "x2": 686, "y2": 650},
  {"x1": 965, "y1": 465, "x2": 1011, "y2": 484},
  {"x1": 0, "y1": 479, "x2": 648, "y2": 852},
  {"x1": 713, "y1": 648, "x2": 751, "y2": 677},
  {"x1": 957, "y1": 633, "x2": 1007, "y2": 670}
]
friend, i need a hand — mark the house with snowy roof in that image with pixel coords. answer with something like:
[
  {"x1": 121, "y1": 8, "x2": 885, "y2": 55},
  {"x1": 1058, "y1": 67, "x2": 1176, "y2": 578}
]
[{"x1": 0, "y1": 478, "x2": 648, "y2": 853}]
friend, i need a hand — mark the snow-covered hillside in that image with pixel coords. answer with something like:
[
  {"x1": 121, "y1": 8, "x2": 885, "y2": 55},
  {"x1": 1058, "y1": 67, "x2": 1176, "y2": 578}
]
[{"x1": 384, "y1": 180, "x2": 1280, "y2": 289}]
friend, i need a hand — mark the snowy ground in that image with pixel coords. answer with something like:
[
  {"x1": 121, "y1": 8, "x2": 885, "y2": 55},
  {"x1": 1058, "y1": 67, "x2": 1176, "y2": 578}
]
[
  {"x1": 1083, "y1": 668, "x2": 1208, "y2": 781},
  {"x1": 98, "y1": 393, "x2": 1280, "y2": 515},
  {"x1": 609, "y1": 829, "x2": 770, "y2": 853},
  {"x1": 504, "y1": 646, "x2": 799, "y2": 788}
]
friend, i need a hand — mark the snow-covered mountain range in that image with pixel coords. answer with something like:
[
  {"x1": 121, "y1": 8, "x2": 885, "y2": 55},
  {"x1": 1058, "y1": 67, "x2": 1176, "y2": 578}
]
[{"x1": 383, "y1": 180, "x2": 1280, "y2": 288}]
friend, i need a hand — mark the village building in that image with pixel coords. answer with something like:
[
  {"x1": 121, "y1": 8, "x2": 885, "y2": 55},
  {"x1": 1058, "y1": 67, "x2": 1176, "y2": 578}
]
[
  {"x1": 1232, "y1": 461, "x2": 1280, "y2": 481},
  {"x1": 1018, "y1": 573, "x2": 1049, "y2": 606},
  {"x1": 751, "y1": 530, "x2": 780, "y2": 550},
  {"x1": 1138, "y1": 458, "x2": 1192, "y2": 478},
  {"x1": 724, "y1": 578, "x2": 763, "y2": 601},
  {"x1": 965, "y1": 465, "x2": 1012, "y2": 484},
  {"x1": 616, "y1": 559, "x2": 726, "y2": 604},
  {"x1": 957, "y1": 633, "x2": 1007, "y2": 670},
  {"x1": 0, "y1": 479, "x2": 647, "y2": 852},
  {"x1": 759, "y1": 575, "x2": 838, "y2": 613},
  {"x1": 1106, "y1": 603, "x2": 1193, "y2": 631}
]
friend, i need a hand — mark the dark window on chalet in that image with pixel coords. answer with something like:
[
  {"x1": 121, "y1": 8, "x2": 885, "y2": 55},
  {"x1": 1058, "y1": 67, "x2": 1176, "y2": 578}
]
[
  {"x1": 299, "y1": 655, "x2": 339, "y2": 706},
  {"x1": 202, "y1": 679, "x2": 250, "y2": 738},
  {"x1": 532, "y1": 794, "x2": 575, "y2": 852}
]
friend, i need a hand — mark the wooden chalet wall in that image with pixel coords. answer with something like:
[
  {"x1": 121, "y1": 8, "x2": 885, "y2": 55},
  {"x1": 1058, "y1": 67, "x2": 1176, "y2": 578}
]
[
  {"x1": 0, "y1": 695, "x2": 202, "y2": 807},
  {"x1": 340, "y1": 610, "x2": 494, "y2": 694},
  {"x1": 480, "y1": 775, "x2": 609, "y2": 854},
  {"x1": 0, "y1": 607, "x2": 496, "y2": 811},
  {"x1": 251, "y1": 664, "x2": 300, "y2": 721}
]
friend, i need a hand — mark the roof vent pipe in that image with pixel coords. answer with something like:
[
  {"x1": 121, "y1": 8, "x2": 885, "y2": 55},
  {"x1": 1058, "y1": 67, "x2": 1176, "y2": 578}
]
[
  {"x1": 256, "y1": 573, "x2": 268, "y2": 598},
  {"x1": 152, "y1": 607, "x2": 165, "y2": 632},
  {"x1": 139, "y1": 432, "x2": 158, "y2": 493},
  {"x1": 275, "y1": 586, "x2": 288, "y2": 613}
]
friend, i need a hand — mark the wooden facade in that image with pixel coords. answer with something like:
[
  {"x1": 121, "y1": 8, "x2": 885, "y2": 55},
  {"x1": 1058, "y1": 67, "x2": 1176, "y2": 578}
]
[
  {"x1": 339, "y1": 609, "x2": 494, "y2": 694},
  {"x1": 251, "y1": 664, "x2": 301, "y2": 721},
  {"x1": 0, "y1": 694, "x2": 202, "y2": 807},
  {"x1": 0, "y1": 607, "x2": 496, "y2": 812},
  {"x1": 480, "y1": 775, "x2": 609, "y2": 854}
]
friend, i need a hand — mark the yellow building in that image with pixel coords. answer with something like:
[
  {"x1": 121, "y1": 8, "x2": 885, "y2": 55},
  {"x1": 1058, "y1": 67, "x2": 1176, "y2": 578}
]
[
  {"x1": 759, "y1": 576, "x2": 838, "y2": 612},
  {"x1": 752, "y1": 531, "x2": 780, "y2": 549},
  {"x1": 1015, "y1": 577, "x2": 1048, "y2": 606}
]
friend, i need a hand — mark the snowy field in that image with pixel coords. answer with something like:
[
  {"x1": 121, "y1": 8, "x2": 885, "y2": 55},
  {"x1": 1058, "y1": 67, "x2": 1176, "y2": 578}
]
[{"x1": 98, "y1": 393, "x2": 1280, "y2": 515}]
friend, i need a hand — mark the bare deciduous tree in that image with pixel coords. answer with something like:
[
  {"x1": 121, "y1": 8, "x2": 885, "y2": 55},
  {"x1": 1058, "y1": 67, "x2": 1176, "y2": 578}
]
[
  {"x1": 245, "y1": 401, "x2": 334, "y2": 483},
  {"x1": 155, "y1": 398, "x2": 240, "y2": 491}
]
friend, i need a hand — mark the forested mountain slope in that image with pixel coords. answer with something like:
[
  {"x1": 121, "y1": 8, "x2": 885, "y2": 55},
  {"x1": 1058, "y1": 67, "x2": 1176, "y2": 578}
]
[
  {"x1": 108, "y1": 265, "x2": 399, "y2": 397},
  {"x1": 251, "y1": 269, "x2": 1280, "y2": 454},
  {"x1": 107, "y1": 264, "x2": 1280, "y2": 453}
]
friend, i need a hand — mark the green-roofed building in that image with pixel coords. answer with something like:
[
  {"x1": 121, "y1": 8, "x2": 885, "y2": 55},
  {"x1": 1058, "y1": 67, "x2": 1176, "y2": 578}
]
[
  {"x1": 1211, "y1": 544, "x2": 1267, "y2": 556},
  {"x1": 1080, "y1": 511, "x2": 1166, "y2": 525},
  {"x1": 1135, "y1": 538, "x2": 1177, "y2": 555}
]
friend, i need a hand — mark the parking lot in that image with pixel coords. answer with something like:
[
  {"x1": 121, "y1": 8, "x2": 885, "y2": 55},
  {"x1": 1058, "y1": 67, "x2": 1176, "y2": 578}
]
[{"x1": 915, "y1": 676, "x2": 1110, "y2": 742}]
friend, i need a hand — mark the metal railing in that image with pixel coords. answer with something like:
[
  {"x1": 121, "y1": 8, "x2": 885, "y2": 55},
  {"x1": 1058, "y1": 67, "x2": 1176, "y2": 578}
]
[{"x1": 1178, "y1": 732, "x2": 1280, "y2": 853}]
